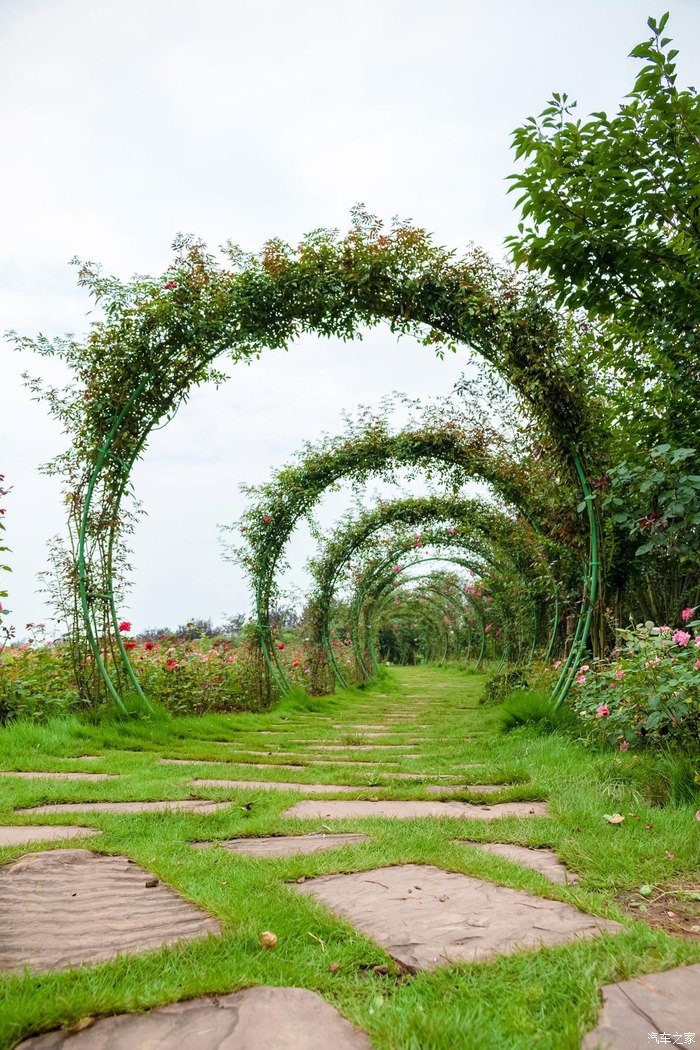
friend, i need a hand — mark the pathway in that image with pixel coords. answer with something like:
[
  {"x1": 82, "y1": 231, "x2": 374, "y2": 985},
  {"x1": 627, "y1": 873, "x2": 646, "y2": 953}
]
[{"x1": 0, "y1": 667, "x2": 698, "y2": 1048}]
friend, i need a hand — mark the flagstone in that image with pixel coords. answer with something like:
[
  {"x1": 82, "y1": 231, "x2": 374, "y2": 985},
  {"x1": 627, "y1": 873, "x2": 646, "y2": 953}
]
[
  {"x1": 0, "y1": 849, "x2": 220, "y2": 974},
  {"x1": 581, "y1": 964, "x2": 700, "y2": 1049},
  {"x1": 0, "y1": 771, "x2": 117, "y2": 781},
  {"x1": 284, "y1": 799, "x2": 549, "y2": 819},
  {"x1": 294, "y1": 863, "x2": 619, "y2": 972},
  {"x1": 0, "y1": 826, "x2": 99, "y2": 846},
  {"x1": 196, "y1": 832, "x2": 371, "y2": 857},
  {"x1": 191, "y1": 777, "x2": 360, "y2": 794},
  {"x1": 18, "y1": 800, "x2": 231, "y2": 815},
  {"x1": 160, "y1": 758, "x2": 305, "y2": 771},
  {"x1": 458, "y1": 841, "x2": 579, "y2": 883},
  {"x1": 15, "y1": 986, "x2": 373, "y2": 1048}
]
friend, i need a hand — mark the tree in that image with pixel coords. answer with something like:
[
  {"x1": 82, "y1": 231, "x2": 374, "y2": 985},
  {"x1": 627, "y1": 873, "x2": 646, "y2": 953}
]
[{"x1": 507, "y1": 14, "x2": 700, "y2": 445}]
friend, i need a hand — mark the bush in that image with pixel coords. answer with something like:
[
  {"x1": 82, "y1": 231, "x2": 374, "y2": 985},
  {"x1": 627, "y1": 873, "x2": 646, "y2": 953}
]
[{"x1": 572, "y1": 620, "x2": 700, "y2": 749}]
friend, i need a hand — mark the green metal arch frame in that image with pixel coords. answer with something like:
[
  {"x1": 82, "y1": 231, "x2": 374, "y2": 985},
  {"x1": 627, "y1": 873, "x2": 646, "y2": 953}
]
[
  {"x1": 325, "y1": 524, "x2": 536, "y2": 687},
  {"x1": 354, "y1": 557, "x2": 517, "y2": 678},
  {"x1": 73, "y1": 268, "x2": 598, "y2": 714}
]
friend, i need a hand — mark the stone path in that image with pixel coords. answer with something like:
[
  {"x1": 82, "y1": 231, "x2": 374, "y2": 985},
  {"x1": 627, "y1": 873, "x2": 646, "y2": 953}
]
[
  {"x1": 0, "y1": 826, "x2": 99, "y2": 846},
  {"x1": 457, "y1": 840, "x2": 579, "y2": 883},
  {"x1": 0, "y1": 771, "x2": 117, "y2": 781},
  {"x1": 581, "y1": 963, "x2": 700, "y2": 1049},
  {"x1": 17, "y1": 800, "x2": 230, "y2": 815},
  {"x1": 198, "y1": 833, "x2": 371, "y2": 857},
  {"x1": 3, "y1": 666, "x2": 696, "y2": 1048},
  {"x1": 16, "y1": 986, "x2": 373, "y2": 1048},
  {"x1": 0, "y1": 849, "x2": 220, "y2": 973},
  {"x1": 283, "y1": 799, "x2": 549, "y2": 819},
  {"x1": 294, "y1": 863, "x2": 620, "y2": 972}
]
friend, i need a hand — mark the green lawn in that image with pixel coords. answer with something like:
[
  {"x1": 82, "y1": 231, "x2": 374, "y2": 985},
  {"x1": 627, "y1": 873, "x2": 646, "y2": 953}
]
[{"x1": 0, "y1": 667, "x2": 698, "y2": 1049}]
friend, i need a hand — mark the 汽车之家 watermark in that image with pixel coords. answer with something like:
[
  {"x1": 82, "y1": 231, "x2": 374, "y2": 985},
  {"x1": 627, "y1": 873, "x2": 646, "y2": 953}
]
[{"x1": 648, "y1": 1035, "x2": 695, "y2": 1045}]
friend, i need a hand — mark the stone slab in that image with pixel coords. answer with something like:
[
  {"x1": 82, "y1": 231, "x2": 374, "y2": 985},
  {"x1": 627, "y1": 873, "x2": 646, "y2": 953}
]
[
  {"x1": 0, "y1": 771, "x2": 117, "y2": 781},
  {"x1": 191, "y1": 778, "x2": 359, "y2": 794},
  {"x1": 284, "y1": 800, "x2": 549, "y2": 820},
  {"x1": 0, "y1": 826, "x2": 100, "y2": 846},
  {"x1": 582, "y1": 964, "x2": 700, "y2": 1049},
  {"x1": 306, "y1": 745, "x2": 419, "y2": 752},
  {"x1": 423, "y1": 784, "x2": 506, "y2": 795},
  {"x1": 458, "y1": 841, "x2": 578, "y2": 883},
  {"x1": 0, "y1": 848, "x2": 220, "y2": 973},
  {"x1": 294, "y1": 863, "x2": 619, "y2": 973},
  {"x1": 228, "y1": 750, "x2": 307, "y2": 759},
  {"x1": 198, "y1": 833, "x2": 371, "y2": 857},
  {"x1": 16, "y1": 985, "x2": 372, "y2": 1049},
  {"x1": 18, "y1": 800, "x2": 231, "y2": 815},
  {"x1": 160, "y1": 758, "x2": 305, "y2": 771}
]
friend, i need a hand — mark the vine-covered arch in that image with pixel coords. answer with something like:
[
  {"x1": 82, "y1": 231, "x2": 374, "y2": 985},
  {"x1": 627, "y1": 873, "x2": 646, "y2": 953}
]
[
  {"x1": 22, "y1": 210, "x2": 600, "y2": 712},
  {"x1": 304, "y1": 495, "x2": 549, "y2": 691},
  {"x1": 231, "y1": 410, "x2": 576, "y2": 692}
]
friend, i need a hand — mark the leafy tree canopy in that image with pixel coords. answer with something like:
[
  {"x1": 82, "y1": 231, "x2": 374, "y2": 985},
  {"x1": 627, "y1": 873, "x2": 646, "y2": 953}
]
[{"x1": 508, "y1": 14, "x2": 700, "y2": 444}]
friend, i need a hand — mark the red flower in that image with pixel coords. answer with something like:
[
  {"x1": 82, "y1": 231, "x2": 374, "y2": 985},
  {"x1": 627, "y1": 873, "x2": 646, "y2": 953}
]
[
  {"x1": 292, "y1": 660, "x2": 300, "y2": 667},
  {"x1": 165, "y1": 659, "x2": 178, "y2": 669},
  {"x1": 144, "y1": 641, "x2": 156, "y2": 651},
  {"x1": 277, "y1": 643, "x2": 285, "y2": 650},
  {"x1": 118, "y1": 621, "x2": 132, "y2": 633},
  {"x1": 123, "y1": 640, "x2": 137, "y2": 650},
  {"x1": 163, "y1": 279, "x2": 177, "y2": 290},
  {"x1": 263, "y1": 516, "x2": 271, "y2": 524}
]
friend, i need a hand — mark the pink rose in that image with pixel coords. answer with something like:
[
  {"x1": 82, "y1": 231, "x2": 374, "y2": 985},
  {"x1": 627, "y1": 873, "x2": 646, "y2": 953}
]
[{"x1": 596, "y1": 704, "x2": 610, "y2": 717}]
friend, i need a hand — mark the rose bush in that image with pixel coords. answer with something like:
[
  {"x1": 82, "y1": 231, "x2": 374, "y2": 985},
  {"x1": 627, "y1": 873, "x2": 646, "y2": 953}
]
[{"x1": 572, "y1": 619, "x2": 700, "y2": 748}]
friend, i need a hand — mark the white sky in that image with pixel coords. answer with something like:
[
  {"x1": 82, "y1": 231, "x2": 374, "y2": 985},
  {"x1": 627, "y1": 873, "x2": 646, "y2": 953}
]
[{"x1": 2, "y1": 0, "x2": 699, "y2": 635}]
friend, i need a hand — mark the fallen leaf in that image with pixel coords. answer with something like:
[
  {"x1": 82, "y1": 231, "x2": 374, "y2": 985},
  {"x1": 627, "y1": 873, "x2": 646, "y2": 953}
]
[
  {"x1": 639, "y1": 885, "x2": 653, "y2": 897},
  {"x1": 605, "y1": 813, "x2": 625, "y2": 825},
  {"x1": 372, "y1": 964, "x2": 390, "y2": 975},
  {"x1": 329, "y1": 962, "x2": 340, "y2": 972},
  {"x1": 667, "y1": 852, "x2": 675, "y2": 861},
  {"x1": 296, "y1": 876, "x2": 306, "y2": 884},
  {"x1": 260, "y1": 931, "x2": 277, "y2": 949},
  {"x1": 69, "y1": 1018, "x2": 94, "y2": 1033},
  {"x1": 667, "y1": 910, "x2": 676, "y2": 918},
  {"x1": 644, "y1": 823, "x2": 653, "y2": 830}
]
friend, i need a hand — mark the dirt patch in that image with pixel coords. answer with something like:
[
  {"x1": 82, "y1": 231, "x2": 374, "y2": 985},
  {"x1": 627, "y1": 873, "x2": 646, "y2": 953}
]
[{"x1": 619, "y1": 882, "x2": 700, "y2": 939}]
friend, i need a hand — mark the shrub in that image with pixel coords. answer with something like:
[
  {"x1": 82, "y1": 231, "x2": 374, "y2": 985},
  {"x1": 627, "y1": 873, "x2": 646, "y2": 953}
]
[{"x1": 572, "y1": 620, "x2": 700, "y2": 749}]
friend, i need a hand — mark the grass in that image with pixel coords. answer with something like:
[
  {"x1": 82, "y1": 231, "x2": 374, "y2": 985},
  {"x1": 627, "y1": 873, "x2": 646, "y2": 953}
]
[
  {"x1": 498, "y1": 688, "x2": 579, "y2": 735},
  {"x1": 0, "y1": 667, "x2": 699, "y2": 1049}
]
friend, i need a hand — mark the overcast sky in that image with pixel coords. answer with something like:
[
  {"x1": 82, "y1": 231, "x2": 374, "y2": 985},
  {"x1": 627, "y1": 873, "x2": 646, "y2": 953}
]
[{"x1": 2, "y1": 0, "x2": 699, "y2": 636}]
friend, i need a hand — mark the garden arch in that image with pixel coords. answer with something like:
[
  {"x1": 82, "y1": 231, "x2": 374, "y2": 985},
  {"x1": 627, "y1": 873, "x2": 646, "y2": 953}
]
[
  {"x1": 304, "y1": 496, "x2": 548, "y2": 690},
  {"x1": 32, "y1": 212, "x2": 599, "y2": 713}
]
